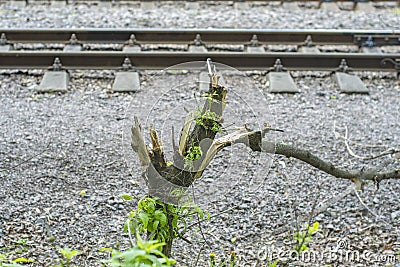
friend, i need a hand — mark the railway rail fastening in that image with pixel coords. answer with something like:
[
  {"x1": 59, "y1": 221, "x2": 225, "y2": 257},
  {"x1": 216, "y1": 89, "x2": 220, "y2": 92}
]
[{"x1": 0, "y1": 28, "x2": 399, "y2": 93}]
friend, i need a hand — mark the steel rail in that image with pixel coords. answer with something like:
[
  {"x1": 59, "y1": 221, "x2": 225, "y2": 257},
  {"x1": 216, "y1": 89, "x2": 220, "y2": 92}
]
[
  {"x1": 1, "y1": 28, "x2": 400, "y2": 46},
  {"x1": 11, "y1": 0, "x2": 400, "y2": 2},
  {"x1": 0, "y1": 51, "x2": 399, "y2": 71}
]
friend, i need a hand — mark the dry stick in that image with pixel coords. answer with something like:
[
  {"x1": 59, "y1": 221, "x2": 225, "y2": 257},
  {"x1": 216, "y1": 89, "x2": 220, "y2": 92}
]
[
  {"x1": 334, "y1": 124, "x2": 399, "y2": 161},
  {"x1": 186, "y1": 205, "x2": 239, "y2": 229},
  {"x1": 188, "y1": 188, "x2": 211, "y2": 266},
  {"x1": 0, "y1": 143, "x2": 50, "y2": 171},
  {"x1": 273, "y1": 184, "x2": 354, "y2": 239},
  {"x1": 206, "y1": 126, "x2": 400, "y2": 181},
  {"x1": 314, "y1": 184, "x2": 354, "y2": 215},
  {"x1": 343, "y1": 126, "x2": 399, "y2": 160},
  {"x1": 264, "y1": 142, "x2": 400, "y2": 181},
  {"x1": 279, "y1": 169, "x2": 300, "y2": 267},
  {"x1": 279, "y1": 166, "x2": 300, "y2": 235},
  {"x1": 126, "y1": 219, "x2": 136, "y2": 247},
  {"x1": 190, "y1": 187, "x2": 211, "y2": 249},
  {"x1": 279, "y1": 166, "x2": 322, "y2": 267},
  {"x1": 307, "y1": 183, "x2": 322, "y2": 226},
  {"x1": 193, "y1": 242, "x2": 206, "y2": 267},
  {"x1": 353, "y1": 189, "x2": 398, "y2": 234}
]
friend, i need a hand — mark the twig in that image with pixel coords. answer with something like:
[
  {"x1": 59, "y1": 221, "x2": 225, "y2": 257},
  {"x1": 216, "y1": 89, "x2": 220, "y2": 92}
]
[
  {"x1": 193, "y1": 243, "x2": 206, "y2": 267},
  {"x1": 126, "y1": 219, "x2": 135, "y2": 247},
  {"x1": 186, "y1": 205, "x2": 238, "y2": 229},
  {"x1": 314, "y1": 184, "x2": 354, "y2": 215},
  {"x1": 334, "y1": 124, "x2": 399, "y2": 161},
  {"x1": 353, "y1": 188, "x2": 394, "y2": 230},
  {"x1": 179, "y1": 235, "x2": 193, "y2": 245},
  {"x1": 307, "y1": 182, "x2": 322, "y2": 226},
  {"x1": 0, "y1": 143, "x2": 50, "y2": 171},
  {"x1": 190, "y1": 187, "x2": 211, "y2": 249}
]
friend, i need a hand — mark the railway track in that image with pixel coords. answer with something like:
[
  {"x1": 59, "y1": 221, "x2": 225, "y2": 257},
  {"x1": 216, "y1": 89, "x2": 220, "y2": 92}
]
[
  {"x1": 2, "y1": 0, "x2": 400, "y2": 5},
  {"x1": 0, "y1": 28, "x2": 399, "y2": 93},
  {"x1": 0, "y1": 51, "x2": 399, "y2": 72},
  {"x1": 1, "y1": 28, "x2": 400, "y2": 45},
  {"x1": 0, "y1": 28, "x2": 399, "y2": 71}
]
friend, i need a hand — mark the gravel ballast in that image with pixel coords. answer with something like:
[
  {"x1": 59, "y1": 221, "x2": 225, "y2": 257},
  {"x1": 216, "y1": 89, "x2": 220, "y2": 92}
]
[{"x1": 0, "y1": 2, "x2": 399, "y2": 267}]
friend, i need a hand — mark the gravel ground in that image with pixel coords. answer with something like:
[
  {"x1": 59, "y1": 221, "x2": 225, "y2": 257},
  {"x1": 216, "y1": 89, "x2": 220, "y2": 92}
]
[
  {"x1": 0, "y1": 1, "x2": 399, "y2": 29},
  {"x1": 0, "y1": 2, "x2": 400, "y2": 267}
]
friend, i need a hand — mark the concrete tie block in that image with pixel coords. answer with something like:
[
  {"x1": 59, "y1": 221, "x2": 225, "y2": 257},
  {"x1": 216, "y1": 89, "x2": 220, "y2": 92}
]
[
  {"x1": 360, "y1": 47, "x2": 382, "y2": 54},
  {"x1": 112, "y1": 71, "x2": 140, "y2": 92},
  {"x1": 267, "y1": 72, "x2": 299, "y2": 93},
  {"x1": 0, "y1": 45, "x2": 14, "y2": 52},
  {"x1": 63, "y1": 44, "x2": 83, "y2": 52},
  {"x1": 10, "y1": 0, "x2": 26, "y2": 7},
  {"x1": 298, "y1": 46, "x2": 320, "y2": 53},
  {"x1": 320, "y1": 2, "x2": 340, "y2": 11},
  {"x1": 188, "y1": 45, "x2": 207, "y2": 53},
  {"x1": 98, "y1": 1, "x2": 112, "y2": 8},
  {"x1": 51, "y1": 0, "x2": 66, "y2": 7},
  {"x1": 282, "y1": 2, "x2": 301, "y2": 11},
  {"x1": 141, "y1": 1, "x2": 155, "y2": 9},
  {"x1": 123, "y1": 46, "x2": 141, "y2": 52},
  {"x1": 37, "y1": 71, "x2": 69, "y2": 93},
  {"x1": 185, "y1": 2, "x2": 199, "y2": 10},
  {"x1": 246, "y1": 46, "x2": 265, "y2": 53},
  {"x1": 234, "y1": 2, "x2": 249, "y2": 10},
  {"x1": 356, "y1": 2, "x2": 375, "y2": 12},
  {"x1": 335, "y1": 72, "x2": 369, "y2": 94}
]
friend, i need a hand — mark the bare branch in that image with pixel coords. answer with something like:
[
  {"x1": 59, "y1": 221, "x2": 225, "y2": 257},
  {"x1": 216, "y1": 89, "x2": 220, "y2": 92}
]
[
  {"x1": 334, "y1": 124, "x2": 399, "y2": 161},
  {"x1": 314, "y1": 185, "x2": 353, "y2": 215},
  {"x1": 208, "y1": 126, "x2": 400, "y2": 182},
  {"x1": 353, "y1": 189, "x2": 394, "y2": 228},
  {"x1": 266, "y1": 141, "x2": 400, "y2": 181},
  {"x1": 0, "y1": 143, "x2": 50, "y2": 172}
]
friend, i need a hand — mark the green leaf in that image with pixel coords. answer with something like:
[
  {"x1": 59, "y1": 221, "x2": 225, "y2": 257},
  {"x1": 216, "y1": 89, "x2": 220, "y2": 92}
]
[
  {"x1": 15, "y1": 239, "x2": 27, "y2": 246},
  {"x1": 98, "y1": 247, "x2": 113, "y2": 252},
  {"x1": 156, "y1": 213, "x2": 167, "y2": 227},
  {"x1": 194, "y1": 205, "x2": 204, "y2": 219},
  {"x1": 139, "y1": 213, "x2": 150, "y2": 230},
  {"x1": 147, "y1": 201, "x2": 155, "y2": 213},
  {"x1": 127, "y1": 210, "x2": 136, "y2": 219},
  {"x1": 145, "y1": 242, "x2": 165, "y2": 253},
  {"x1": 119, "y1": 194, "x2": 133, "y2": 201},
  {"x1": 13, "y1": 258, "x2": 34, "y2": 263},
  {"x1": 119, "y1": 249, "x2": 145, "y2": 262},
  {"x1": 300, "y1": 244, "x2": 309, "y2": 252},
  {"x1": 153, "y1": 220, "x2": 160, "y2": 231},
  {"x1": 171, "y1": 216, "x2": 178, "y2": 230},
  {"x1": 58, "y1": 247, "x2": 81, "y2": 260},
  {"x1": 310, "y1": 221, "x2": 319, "y2": 233}
]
